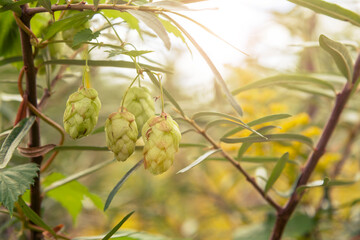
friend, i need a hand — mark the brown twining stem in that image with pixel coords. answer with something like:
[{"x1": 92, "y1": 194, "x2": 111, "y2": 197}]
[
  {"x1": 184, "y1": 117, "x2": 282, "y2": 211},
  {"x1": 18, "y1": 5, "x2": 43, "y2": 240},
  {"x1": 269, "y1": 52, "x2": 360, "y2": 239}
]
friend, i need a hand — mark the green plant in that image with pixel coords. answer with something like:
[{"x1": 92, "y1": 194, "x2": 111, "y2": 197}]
[{"x1": 0, "y1": 0, "x2": 360, "y2": 240}]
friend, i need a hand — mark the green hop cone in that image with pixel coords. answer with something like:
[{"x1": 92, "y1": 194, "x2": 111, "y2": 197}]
[
  {"x1": 105, "y1": 109, "x2": 138, "y2": 162},
  {"x1": 142, "y1": 113, "x2": 181, "y2": 175},
  {"x1": 63, "y1": 87, "x2": 101, "y2": 139},
  {"x1": 123, "y1": 86, "x2": 155, "y2": 132}
]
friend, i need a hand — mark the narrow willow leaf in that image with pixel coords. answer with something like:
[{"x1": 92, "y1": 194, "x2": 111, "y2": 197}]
[
  {"x1": 18, "y1": 198, "x2": 57, "y2": 237},
  {"x1": 297, "y1": 177, "x2": 356, "y2": 194},
  {"x1": 44, "y1": 158, "x2": 115, "y2": 193},
  {"x1": 209, "y1": 156, "x2": 298, "y2": 165},
  {"x1": 102, "y1": 211, "x2": 135, "y2": 240},
  {"x1": 145, "y1": 0, "x2": 190, "y2": 11},
  {"x1": 232, "y1": 74, "x2": 336, "y2": 95},
  {"x1": 0, "y1": 116, "x2": 36, "y2": 169},
  {"x1": 319, "y1": 34, "x2": 353, "y2": 82},
  {"x1": 44, "y1": 59, "x2": 170, "y2": 73},
  {"x1": 161, "y1": 13, "x2": 244, "y2": 116},
  {"x1": 264, "y1": 152, "x2": 289, "y2": 193},
  {"x1": 106, "y1": 49, "x2": 153, "y2": 58},
  {"x1": 0, "y1": 56, "x2": 22, "y2": 66},
  {"x1": 281, "y1": 84, "x2": 335, "y2": 99},
  {"x1": 221, "y1": 133, "x2": 313, "y2": 148},
  {"x1": 192, "y1": 111, "x2": 265, "y2": 138},
  {"x1": 18, "y1": 144, "x2": 56, "y2": 158},
  {"x1": 179, "y1": 143, "x2": 208, "y2": 148},
  {"x1": 53, "y1": 145, "x2": 109, "y2": 151},
  {"x1": 222, "y1": 114, "x2": 291, "y2": 138},
  {"x1": 104, "y1": 159, "x2": 144, "y2": 211},
  {"x1": 91, "y1": 126, "x2": 105, "y2": 135},
  {"x1": 288, "y1": 0, "x2": 360, "y2": 27},
  {"x1": 177, "y1": 149, "x2": 221, "y2": 174},
  {"x1": 237, "y1": 126, "x2": 278, "y2": 159},
  {"x1": 205, "y1": 119, "x2": 242, "y2": 131},
  {"x1": 38, "y1": 0, "x2": 52, "y2": 14},
  {"x1": 127, "y1": 10, "x2": 171, "y2": 50},
  {"x1": 0, "y1": 163, "x2": 38, "y2": 215},
  {"x1": 44, "y1": 11, "x2": 96, "y2": 40},
  {"x1": 146, "y1": 70, "x2": 184, "y2": 116}
]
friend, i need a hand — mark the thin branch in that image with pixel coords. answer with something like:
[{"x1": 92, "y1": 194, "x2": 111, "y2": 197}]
[{"x1": 184, "y1": 117, "x2": 282, "y2": 211}]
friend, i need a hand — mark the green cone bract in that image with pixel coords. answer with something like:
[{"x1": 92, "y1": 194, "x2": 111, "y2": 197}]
[
  {"x1": 105, "y1": 110, "x2": 138, "y2": 162},
  {"x1": 142, "y1": 113, "x2": 181, "y2": 175},
  {"x1": 123, "y1": 86, "x2": 155, "y2": 132},
  {"x1": 63, "y1": 87, "x2": 101, "y2": 139}
]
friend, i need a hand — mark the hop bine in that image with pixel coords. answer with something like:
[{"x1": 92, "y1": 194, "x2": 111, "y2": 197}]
[
  {"x1": 105, "y1": 109, "x2": 138, "y2": 162},
  {"x1": 142, "y1": 112, "x2": 181, "y2": 175},
  {"x1": 63, "y1": 87, "x2": 101, "y2": 139}
]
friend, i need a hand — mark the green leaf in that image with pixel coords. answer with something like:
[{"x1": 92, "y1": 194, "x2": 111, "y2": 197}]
[
  {"x1": 264, "y1": 152, "x2": 289, "y2": 193},
  {"x1": 232, "y1": 74, "x2": 336, "y2": 96},
  {"x1": 288, "y1": 0, "x2": 360, "y2": 27},
  {"x1": 296, "y1": 177, "x2": 356, "y2": 193},
  {"x1": 237, "y1": 126, "x2": 278, "y2": 159},
  {"x1": 209, "y1": 156, "x2": 298, "y2": 165},
  {"x1": 0, "y1": 13, "x2": 21, "y2": 58},
  {"x1": 0, "y1": 0, "x2": 35, "y2": 13},
  {"x1": 0, "y1": 56, "x2": 23, "y2": 66},
  {"x1": 221, "y1": 133, "x2": 313, "y2": 148},
  {"x1": 104, "y1": 159, "x2": 143, "y2": 211},
  {"x1": 106, "y1": 49, "x2": 153, "y2": 58},
  {"x1": 0, "y1": 116, "x2": 36, "y2": 169},
  {"x1": 177, "y1": 149, "x2": 221, "y2": 174},
  {"x1": 205, "y1": 119, "x2": 243, "y2": 131},
  {"x1": 44, "y1": 59, "x2": 170, "y2": 73},
  {"x1": 17, "y1": 197, "x2": 57, "y2": 237},
  {"x1": 38, "y1": 0, "x2": 52, "y2": 14},
  {"x1": 102, "y1": 211, "x2": 135, "y2": 240},
  {"x1": 72, "y1": 28, "x2": 101, "y2": 47},
  {"x1": 222, "y1": 114, "x2": 292, "y2": 138},
  {"x1": 0, "y1": 163, "x2": 38, "y2": 215},
  {"x1": 127, "y1": 10, "x2": 171, "y2": 50},
  {"x1": 43, "y1": 172, "x2": 104, "y2": 223},
  {"x1": 159, "y1": 18, "x2": 187, "y2": 46},
  {"x1": 179, "y1": 143, "x2": 208, "y2": 148},
  {"x1": 146, "y1": 0, "x2": 189, "y2": 11},
  {"x1": 146, "y1": 70, "x2": 184, "y2": 116},
  {"x1": 280, "y1": 84, "x2": 335, "y2": 99},
  {"x1": 319, "y1": 34, "x2": 353, "y2": 82},
  {"x1": 44, "y1": 11, "x2": 96, "y2": 40}
]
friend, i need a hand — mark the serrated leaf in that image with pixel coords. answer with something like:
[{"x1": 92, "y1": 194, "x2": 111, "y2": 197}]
[
  {"x1": 0, "y1": 163, "x2": 38, "y2": 215},
  {"x1": 319, "y1": 34, "x2": 353, "y2": 82},
  {"x1": 127, "y1": 10, "x2": 171, "y2": 50},
  {"x1": 73, "y1": 28, "x2": 101, "y2": 47},
  {"x1": 222, "y1": 114, "x2": 292, "y2": 138},
  {"x1": 159, "y1": 18, "x2": 187, "y2": 45},
  {"x1": 104, "y1": 159, "x2": 143, "y2": 211},
  {"x1": 146, "y1": 70, "x2": 184, "y2": 116},
  {"x1": 288, "y1": 0, "x2": 360, "y2": 27},
  {"x1": 43, "y1": 172, "x2": 104, "y2": 223},
  {"x1": 17, "y1": 144, "x2": 56, "y2": 158},
  {"x1": 0, "y1": 116, "x2": 36, "y2": 169},
  {"x1": 102, "y1": 211, "x2": 135, "y2": 240},
  {"x1": 17, "y1": 197, "x2": 57, "y2": 237},
  {"x1": 106, "y1": 49, "x2": 153, "y2": 58},
  {"x1": 177, "y1": 149, "x2": 221, "y2": 174},
  {"x1": 38, "y1": 0, "x2": 52, "y2": 14},
  {"x1": 232, "y1": 74, "x2": 337, "y2": 96},
  {"x1": 44, "y1": 59, "x2": 170, "y2": 73},
  {"x1": 238, "y1": 126, "x2": 278, "y2": 159},
  {"x1": 221, "y1": 133, "x2": 313, "y2": 148},
  {"x1": 264, "y1": 152, "x2": 289, "y2": 193},
  {"x1": 44, "y1": 11, "x2": 96, "y2": 40}
]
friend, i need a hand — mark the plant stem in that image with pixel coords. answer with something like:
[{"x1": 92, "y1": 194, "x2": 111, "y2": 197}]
[
  {"x1": 18, "y1": 5, "x2": 43, "y2": 240},
  {"x1": 121, "y1": 74, "x2": 139, "y2": 112}
]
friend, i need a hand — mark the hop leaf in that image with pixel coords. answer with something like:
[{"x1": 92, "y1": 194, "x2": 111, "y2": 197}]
[
  {"x1": 105, "y1": 109, "x2": 138, "y2": 161},
  {"x1": 63, "y1": 87, "x2": 101, "y2": 139},
  {"x1": 124, "y1": 86, "x2": 155, "y2": 133},
  {"x1": 142, "y1": 113, "x2": 181, "y2": 175}
]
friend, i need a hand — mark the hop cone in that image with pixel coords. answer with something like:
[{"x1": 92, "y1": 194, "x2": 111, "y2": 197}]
[
  {"x1": 124, "y1": 86, "x2": 155, "y2": 132},
  {"x1": 63, "y1": 87, "x2": 101, "y2": 139},
  {"x1": 142, "y1": 113, "x2": 181, "y2": 175},
  {"x1": 105, "y1": 110, "x2": 138, "y2": 161}
]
